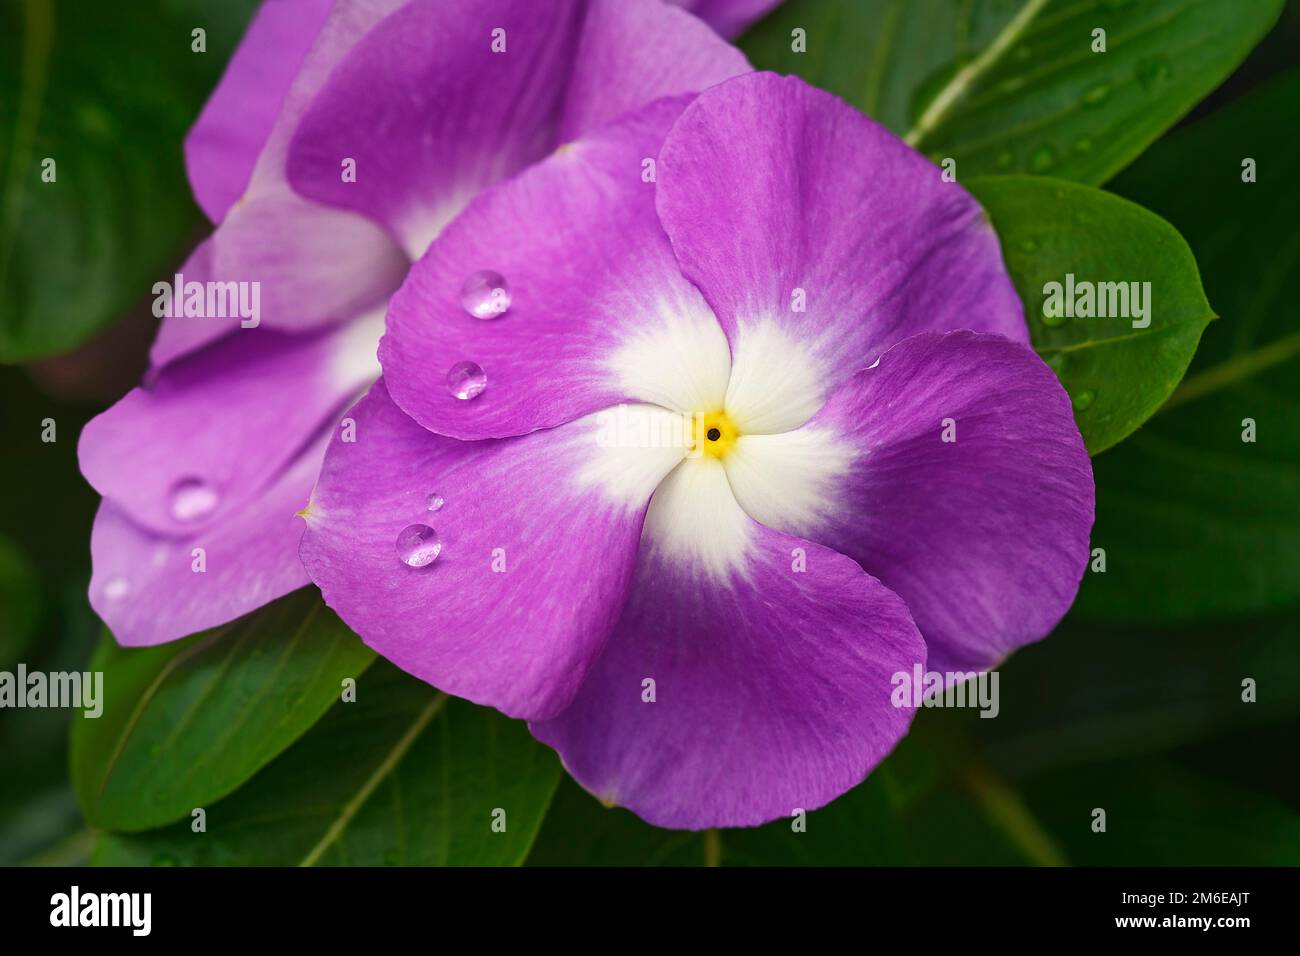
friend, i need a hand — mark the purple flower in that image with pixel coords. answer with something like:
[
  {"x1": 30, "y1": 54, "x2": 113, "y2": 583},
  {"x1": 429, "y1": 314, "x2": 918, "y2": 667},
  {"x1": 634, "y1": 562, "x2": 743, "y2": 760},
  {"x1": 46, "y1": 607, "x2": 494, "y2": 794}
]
[
  {"x1": 78, "y1": 0, "x2": 759, "y2": 645},
  {"x1": 298, "y1": 74, "x2": 1095, "y2": 828}
]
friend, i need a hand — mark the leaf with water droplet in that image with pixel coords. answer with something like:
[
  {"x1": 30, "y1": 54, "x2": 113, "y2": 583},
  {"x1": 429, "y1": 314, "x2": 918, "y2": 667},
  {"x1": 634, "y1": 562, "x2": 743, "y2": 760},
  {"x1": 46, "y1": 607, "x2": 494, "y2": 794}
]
[
  {"x1": 1030, "y1": 146, "x2": 1055, "y2": 173},
  {"x1": 1081, "y1": 84, "x2": 1111, "y2": 107},
  {"x1": 970, "y1": 175, "x2": 1214, "y2": 454},
  {"x1": 738, "y1": 0, "x2": 1284, "y2": 185}
]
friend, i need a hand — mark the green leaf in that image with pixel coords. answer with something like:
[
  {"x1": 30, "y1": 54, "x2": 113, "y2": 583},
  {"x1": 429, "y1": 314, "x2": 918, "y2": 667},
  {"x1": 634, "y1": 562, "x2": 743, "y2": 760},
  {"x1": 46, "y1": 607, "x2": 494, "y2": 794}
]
[
  {"x1": 969, "y1": 612, "x2": 1300, "y2": 776},
  {"x1": 71, "y1": 588, "x2": 374, "y2": 832},
  {"x1": 1075, "y1": 68, "x2": 1300, "y2": 620},
  {"x1": 740, "y1": 0, "x2": 1284, "y2": 186},
  {"x1": 1021, "y1": 757, "x2": 1300, "y2": 865},
  {"x1": 93, "y1": 662, "x2": 562, "y2": 866},
  {"x1": 970, "y1": 175, "x2": 1213, "y2": 453},
  {"x1": 0, "y1": 0, "x2": 257, "y2": 362}
]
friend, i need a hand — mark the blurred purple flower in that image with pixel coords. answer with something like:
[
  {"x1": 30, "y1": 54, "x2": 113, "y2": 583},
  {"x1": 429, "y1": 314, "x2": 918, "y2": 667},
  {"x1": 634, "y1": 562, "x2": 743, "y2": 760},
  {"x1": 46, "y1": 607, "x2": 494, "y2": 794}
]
[{"x1": 298, "y1": 74, "x2": 1095, "y2": 828}]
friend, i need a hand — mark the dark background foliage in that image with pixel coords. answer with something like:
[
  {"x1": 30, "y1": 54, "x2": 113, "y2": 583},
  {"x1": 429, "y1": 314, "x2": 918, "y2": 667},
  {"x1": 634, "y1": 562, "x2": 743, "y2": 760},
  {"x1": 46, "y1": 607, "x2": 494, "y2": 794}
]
[{"x1": 1, "y1": 0, "x2": 1297, "y2": 865}]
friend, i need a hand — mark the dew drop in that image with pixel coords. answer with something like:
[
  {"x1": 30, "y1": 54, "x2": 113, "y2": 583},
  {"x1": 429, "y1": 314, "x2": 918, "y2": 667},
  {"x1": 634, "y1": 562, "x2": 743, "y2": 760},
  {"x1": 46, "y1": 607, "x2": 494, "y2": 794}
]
[
  {"x1": 1020, "y1": 238, "x2": 1039, "y2": 254},
  {"x1": 1073, "y1": 136, "x2": 1094, "y2": 153},
  {"x1": 995, "y1": 151, "x2": 1014, "y2": 170},
  {"x1": 103, "y1": 576, "x2": 130, "y2": 601},
  {"x1": 1045, "y1": 353, "x2": 1067, "y2": 374},
  {"x1": 169, "y1": 477, "x2": 219, "y2": 522},
  {"x1": 1136, "y1": 56, "x2": 1171, "y2": 91},
  {"x1": 1072, "y1": 389, "x2": 1096, "y2": 411},
  {"x1": 460, "y1": 270, "x2": 511, "y2": 319},
  {"x1": 396, "y1": 524, "x2": 441, "y2": 568},
  {"x1": 446, "y1": 361, "x2": 486, "y2": 400},
  {"x1": 426, "y1": 492, "x2": 445, "y2": 512},
  {"x1": 1030, "y1": 146, "x2": 1055, "y2": 173},
  {"x1": 1081, "y1": 83, "x2": 1111, "y2": 107}
]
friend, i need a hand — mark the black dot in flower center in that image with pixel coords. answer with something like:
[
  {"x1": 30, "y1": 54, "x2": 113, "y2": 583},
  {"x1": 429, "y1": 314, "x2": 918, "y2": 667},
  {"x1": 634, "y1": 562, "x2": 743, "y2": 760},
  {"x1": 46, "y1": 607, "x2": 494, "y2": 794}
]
[{"x1": 706, "y1": 428, "x2": 722, "y2": 441}]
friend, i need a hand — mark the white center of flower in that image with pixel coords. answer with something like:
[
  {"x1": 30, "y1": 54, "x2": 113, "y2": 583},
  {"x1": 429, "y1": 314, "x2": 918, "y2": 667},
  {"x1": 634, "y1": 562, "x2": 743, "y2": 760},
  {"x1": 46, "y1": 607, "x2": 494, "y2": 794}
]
[{"x1": 580, "y1": 306, "x2": 856, "y2": 580}]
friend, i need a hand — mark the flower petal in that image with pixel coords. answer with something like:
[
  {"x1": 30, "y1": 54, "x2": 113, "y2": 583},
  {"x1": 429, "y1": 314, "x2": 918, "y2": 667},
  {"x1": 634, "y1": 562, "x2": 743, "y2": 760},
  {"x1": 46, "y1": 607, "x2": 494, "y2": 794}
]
[
  {"x1": 81, "y1": 309, "x2": 384, "y2": 538},
  {"x1": 556, "y1": 0, "x2": 750, "y2": 141},
  {"x1": 667, "y1": 0, "x2": 783, "y2": 38},
  {"x1": 184, "y1": 0, "x2": 334, "y2": 224},
  {"x1": 727, "y1": 331, "x2": 1094, "y2": 674},
  {"x1": 299, "y1": 381, "x2": 689, "y2": 720},
  {"x1": 531, "y1": 500, "x2": 926, "y2": 830},
  {"x1": 173, "y1": 0, "x2": 411, "y2": 355},
  {"x1": 148, "y1": 239, "x2": 232, "y2": 367},
  {"x1": 89, "y1": 439, "x2": 322, "y2": 646},
  {"x1": 207, "y1": 190, "x2": 407, "y2": 334},
  {"x1": 380, "y1": 96, "x2": 730, "y2": 440},
  {"x1": 656, "y1": 72, "x2": 1027, "y2": 433},
  {"x1": 286, "y1": 0, "x2": 749, "y2": 260}
]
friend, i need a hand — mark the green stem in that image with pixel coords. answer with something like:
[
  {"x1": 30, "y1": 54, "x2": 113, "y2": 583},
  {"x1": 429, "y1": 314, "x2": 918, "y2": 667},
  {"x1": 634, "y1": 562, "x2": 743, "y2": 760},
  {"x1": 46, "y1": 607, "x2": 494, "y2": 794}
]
[
  {"x1": 22, "y1": 828, "x2": 98, "y2": 867},
  {"x1": 961, "y1": 758, "x2": 1067, "y2": 867},
  {"x1": 298, "y1": 693, "x2": 448, "y2": 867},
  {"x1": 703, "y1": 828, "x2": 721, "y2": 867},
  {"x1": 1161, "y1": 328, "x2": 1300, "y2": 413}
]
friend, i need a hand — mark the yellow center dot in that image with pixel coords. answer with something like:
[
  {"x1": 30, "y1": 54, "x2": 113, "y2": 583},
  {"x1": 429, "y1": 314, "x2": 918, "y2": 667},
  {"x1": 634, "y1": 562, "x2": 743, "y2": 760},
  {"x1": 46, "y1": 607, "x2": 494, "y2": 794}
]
[{"x1": 694, "y1": 409, "x2": 739, "y2": 459}]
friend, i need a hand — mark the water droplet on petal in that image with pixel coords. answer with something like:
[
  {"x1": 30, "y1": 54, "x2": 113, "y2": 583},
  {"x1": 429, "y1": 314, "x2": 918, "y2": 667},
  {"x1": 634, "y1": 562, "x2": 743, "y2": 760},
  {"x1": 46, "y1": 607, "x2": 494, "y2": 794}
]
[
  {"x1": 169, "y1": 477, "x2": 219, "y2": 522},
  {"x1": 446, "y1": 361, "x2": 486, "y2": 400},
  {"x1": 426, "y1": 493, "x2": 444, "y2": 512},
  {"x1": 460, "y1": 270, "x2": 511, "y2": 319},
  {"x1": 396, "y1": 524, "x2": 441, "y2": 568},
  {"x1": 1072, "y1": 389, "x2": 1096, "y2": 411},
  {"x1": 1030, "y1": 146, "x2": 1055, "y2": 173},
  {"x1": 103, "y1": 576, "x2": 130, "y2": 600}
]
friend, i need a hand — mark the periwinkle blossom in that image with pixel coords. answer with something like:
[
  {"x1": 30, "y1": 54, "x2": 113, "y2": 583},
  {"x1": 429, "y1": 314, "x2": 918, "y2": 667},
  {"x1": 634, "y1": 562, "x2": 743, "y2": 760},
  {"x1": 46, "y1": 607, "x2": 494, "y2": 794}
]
[
  {"x1": 299, "y1": 74, "x2": 1095, "y2": 828},
  {"x1": 78, "y1": 0, "x2": 768, "y2": 644}
]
